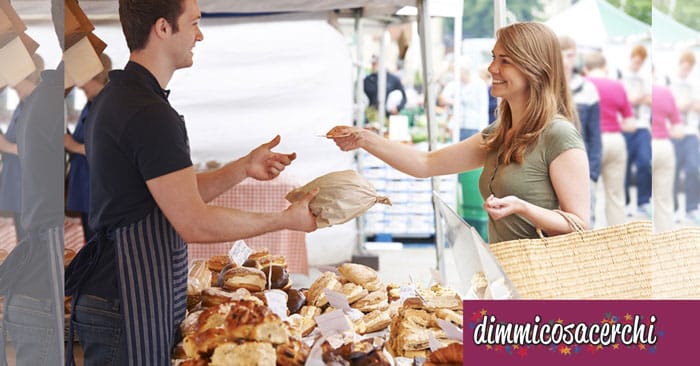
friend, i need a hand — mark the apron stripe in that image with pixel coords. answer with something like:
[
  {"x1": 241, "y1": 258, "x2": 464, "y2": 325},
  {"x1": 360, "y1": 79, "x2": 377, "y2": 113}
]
[
  {"x1": 116, "y1": 207, "x2": 187, "y2": 365},
  {"x1": 136, "y1": 220, "x2": 158, "y2": 359}
]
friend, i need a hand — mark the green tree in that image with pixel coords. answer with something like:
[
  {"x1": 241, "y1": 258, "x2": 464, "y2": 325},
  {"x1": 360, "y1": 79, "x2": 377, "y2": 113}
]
[
  {"x1": 444, "y1": 0, "x2": 545, "y2": 39},
  {"x1": 621, "y1": 0, "x2": 651, "y2": 25},
  {"x1": 670, "y1": 0, "x2": 700, "y2": 31}
]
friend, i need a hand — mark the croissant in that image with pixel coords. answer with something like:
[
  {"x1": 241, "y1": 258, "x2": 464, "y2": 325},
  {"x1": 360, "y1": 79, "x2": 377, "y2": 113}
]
[{"x1": 428, "y1": 342, "x2": 463, "y2": 364}]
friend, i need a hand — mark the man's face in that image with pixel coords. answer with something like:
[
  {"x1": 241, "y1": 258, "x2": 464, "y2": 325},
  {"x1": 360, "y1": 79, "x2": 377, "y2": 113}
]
[
  {"x1": 169, "y1": 0, "x2": 203, "y2": 70},
  {"x1": 679, "y1": 61, "x2": 693, "y2": 79},
  {"x1": 630, "y1": 55, "x2": 644, "y2": 73}
]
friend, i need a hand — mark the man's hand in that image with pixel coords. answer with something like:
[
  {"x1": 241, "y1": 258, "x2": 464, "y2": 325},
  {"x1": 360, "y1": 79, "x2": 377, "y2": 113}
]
[
  {"x1": 245, "y1": 135, "x2": 296, "y2": 181},
  {"x1": 283, "y1": 187, "x2": 320, "y2": 232}
]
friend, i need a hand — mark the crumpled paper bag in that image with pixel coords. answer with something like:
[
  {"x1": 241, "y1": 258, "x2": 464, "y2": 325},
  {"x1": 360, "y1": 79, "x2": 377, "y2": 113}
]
[{"x1": 285, "y1": 170, "x2": 391, "y2": 228}]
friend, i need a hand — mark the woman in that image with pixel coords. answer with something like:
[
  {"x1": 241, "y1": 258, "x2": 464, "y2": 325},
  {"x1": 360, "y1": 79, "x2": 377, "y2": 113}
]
[
  {"x1": 329, "y1": 22, "x2": 589, "y2": 243},
  {"x1": 65, "y1": 53, "x2": 111, "y2": 242}
]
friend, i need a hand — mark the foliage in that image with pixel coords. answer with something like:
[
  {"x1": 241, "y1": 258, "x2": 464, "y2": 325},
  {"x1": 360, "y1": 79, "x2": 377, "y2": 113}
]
[{"x1": 443, "y1": 0, "x2": 545, "y2": 39}]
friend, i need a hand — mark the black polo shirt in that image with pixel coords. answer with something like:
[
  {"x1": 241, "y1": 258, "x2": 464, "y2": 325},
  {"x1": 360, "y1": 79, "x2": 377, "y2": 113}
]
[
  {"x1": 86, "y1": 61, "x2": 192, "y2": 231},
  {"x1": 82, "y1": 61, "x2": 192, "y2": 299}
]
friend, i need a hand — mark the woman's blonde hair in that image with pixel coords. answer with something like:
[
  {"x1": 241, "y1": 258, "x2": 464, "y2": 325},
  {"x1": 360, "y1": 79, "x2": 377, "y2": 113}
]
[{"x1": 483, "y1": 22, "x2": 578, "y2": 164}]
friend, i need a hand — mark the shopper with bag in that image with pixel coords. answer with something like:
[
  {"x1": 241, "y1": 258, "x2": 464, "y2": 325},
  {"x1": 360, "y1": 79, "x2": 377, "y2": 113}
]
[{"x1": 329, "y1": 22, "x2": 589, "y2": 243}]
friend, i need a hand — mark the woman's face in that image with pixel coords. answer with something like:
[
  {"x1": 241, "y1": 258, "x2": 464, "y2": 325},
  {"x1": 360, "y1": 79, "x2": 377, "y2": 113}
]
[{"x1": 488, "y1": 40, "x2": 529, "y2": 106}]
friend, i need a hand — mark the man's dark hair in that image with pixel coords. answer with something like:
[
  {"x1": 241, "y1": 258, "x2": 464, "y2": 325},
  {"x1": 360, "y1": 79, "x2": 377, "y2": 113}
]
[{"x1": 119, "y1": 0, "x2": 184, "y2": 52}]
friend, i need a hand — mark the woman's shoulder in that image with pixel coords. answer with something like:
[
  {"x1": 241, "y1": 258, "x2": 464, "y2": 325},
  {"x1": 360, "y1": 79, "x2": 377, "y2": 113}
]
[{"x1": 543, "y1": 117, "x2": 578, "y2": 138}]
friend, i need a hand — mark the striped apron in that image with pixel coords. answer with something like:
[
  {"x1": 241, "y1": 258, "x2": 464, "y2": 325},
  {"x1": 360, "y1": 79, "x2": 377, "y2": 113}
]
[
  {"x1": 65, "y1": 207, "x2": 187, "y2": 365},
  {"x1": 115, "y1": 206, "x2": 188, "y2": 365}
]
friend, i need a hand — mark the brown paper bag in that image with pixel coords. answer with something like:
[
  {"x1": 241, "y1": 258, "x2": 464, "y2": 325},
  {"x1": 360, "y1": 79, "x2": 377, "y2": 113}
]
[{"x1": 285, "y1": 170, "x2": 391, "y2": 228}]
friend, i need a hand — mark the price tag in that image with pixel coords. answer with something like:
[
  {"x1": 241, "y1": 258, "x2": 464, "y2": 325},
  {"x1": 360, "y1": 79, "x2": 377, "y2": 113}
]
[
  {"x1": 315, "y1": 309, "x2": 352, "y2": 338},
  {"x1": 399, "y1": 284, "x2": 417, "y2": 303},
  {"x1": 229, "y1": 240, "x2": 253, "y2": 266},
  {"x1": 430, "y1": 268, "x2": 445, "y2": 286},
  {"x1": 264, "y1": 290, "x2": 288, "y2": 320},
  {"x1": 437, "y1": 318, "x2": 463, "y2": 342},
  {"x1": 325, "y1": 289, "x2": 363, "y2": 321},
  {"x1": 428, "y1": 332, "x2": 443, "y2": 352}
]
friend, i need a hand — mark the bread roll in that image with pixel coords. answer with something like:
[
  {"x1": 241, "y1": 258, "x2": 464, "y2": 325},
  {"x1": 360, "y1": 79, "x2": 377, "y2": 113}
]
[
  {"x1": 338, "y1": 263, "x2": 378, "y2": 286},
  {"x1": 210, "y1": 342, "x2": 276, "y2": 366},
  {"x1": 222, "y1": 267, "x2": 266, "y2": 292},
  {"x1": 206, "y1": 255, "x2": 232, "y2": 273}
]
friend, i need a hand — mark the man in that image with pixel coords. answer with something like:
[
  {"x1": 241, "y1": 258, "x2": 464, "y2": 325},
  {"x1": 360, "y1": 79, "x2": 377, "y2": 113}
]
[
  {"x1": 66, "y1": 0, "x2": 318, "y2": 364},
  {"x1": 618, "y1": 45, "x2": 652, "y2": 218},
  {"x1": 559, "y1": 36, "x2": 601, "y2": 228},
  {"x1": 437, "y1": 60, "x2": 489, "y2": 140},
  {"x1": 584, "y1": 51, "x2": 636, "y2": 226},
  {"x1": 363, "y1": 55, "x2": 407, "y2": 118}
]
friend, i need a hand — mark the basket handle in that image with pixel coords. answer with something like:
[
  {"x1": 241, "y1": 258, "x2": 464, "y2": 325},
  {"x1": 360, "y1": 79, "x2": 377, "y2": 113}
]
[{"x1": 536, "y1": 209, "x2": 586, "y2": 239}]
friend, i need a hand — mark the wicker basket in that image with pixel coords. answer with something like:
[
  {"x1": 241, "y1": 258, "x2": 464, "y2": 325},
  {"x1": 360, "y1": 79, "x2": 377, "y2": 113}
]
[
  {"x1": 488, "y1": 220, "x2": 654, "y2": 299},
  {"x1": 650, "y1": 226, "x2": 700, "y2": 299}
]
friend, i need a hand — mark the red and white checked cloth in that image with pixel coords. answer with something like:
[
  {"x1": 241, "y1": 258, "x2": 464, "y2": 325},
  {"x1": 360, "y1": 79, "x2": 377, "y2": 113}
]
[{"x1": 188, "y1": 175, "x2": 308, "y2": 274}]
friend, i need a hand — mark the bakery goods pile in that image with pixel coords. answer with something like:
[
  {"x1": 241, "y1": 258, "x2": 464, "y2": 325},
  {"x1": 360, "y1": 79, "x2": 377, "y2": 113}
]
[{"x1": 174, "y1": 249, "x2": 464, "y2": 365}]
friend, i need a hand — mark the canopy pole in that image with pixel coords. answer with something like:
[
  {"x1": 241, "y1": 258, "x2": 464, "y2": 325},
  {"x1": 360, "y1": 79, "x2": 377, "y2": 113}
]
[
  {"x1": 452, "y1": 0, "x2": 463, "y2": 143},
  {"x1": 352, "y1": 8, "x2": 368, "y2": 258},
  {"x1": 377, "y1": 28, "x2": 389, "y2": 135},
  {"x1": 494, "y1": 0, "x2": 507, "y2": 34},
  {"x1": 418, "y1": 0, "x2": 446, "y2": 281}
]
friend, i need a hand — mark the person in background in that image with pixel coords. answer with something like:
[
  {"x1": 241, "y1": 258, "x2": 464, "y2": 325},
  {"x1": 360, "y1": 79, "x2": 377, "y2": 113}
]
[
  {"x1": 64, "y1": 0, "x2": 318, "y2": 364},
  {"x1": 651, "y1": 66, "x2": 684, "y2": 233},
  {"x1": 437, "y1": 60, "x2": 489, "y2": 140},
  {"x1": 619, "y1": 44, "x2": 652, "y2": 218},
  {"x1": 329, "y1": 22, "x2": 590, "y2": 243},
  {"x1": 584, "y1": 51, "x2": 636, "y2": 226},
  {"x1": 559, "y1": 35, "x2": 601, "y2": 228},
  {"x1": 363, "y1": 55, "x2": 407, "y2": 118},
  {"x1": 668, "y1": 50, "x2": 700, "y2": 224},
  {"x1": 64, "y1": 53, "x2": 112, "y2": 243},
  {"x1": 0, "y1": 54, "x2": 43, "y2": 244}
]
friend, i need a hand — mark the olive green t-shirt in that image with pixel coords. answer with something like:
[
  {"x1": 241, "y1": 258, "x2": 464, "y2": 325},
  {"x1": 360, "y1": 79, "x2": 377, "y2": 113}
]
[{"x1": 477, "y1": 118, "x2": 585, "y2": 243}]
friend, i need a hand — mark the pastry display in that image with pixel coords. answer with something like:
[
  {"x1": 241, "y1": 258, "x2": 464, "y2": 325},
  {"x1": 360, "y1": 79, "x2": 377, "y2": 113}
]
[
  {"x1": 178, "y1": 252, "x2": 464, "y2": 365},
  {"x1": 386, "y1": 287, "x2": 463, "y2": 358}
]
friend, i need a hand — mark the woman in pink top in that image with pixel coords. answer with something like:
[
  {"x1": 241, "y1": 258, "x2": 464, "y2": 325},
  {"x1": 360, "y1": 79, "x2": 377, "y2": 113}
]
[
  {"x1": 583, "y1": 52, "x2": 636, "y2": 226},
  {"x1": 652, "y1": 82, "x2": 683, "y2": 232}
]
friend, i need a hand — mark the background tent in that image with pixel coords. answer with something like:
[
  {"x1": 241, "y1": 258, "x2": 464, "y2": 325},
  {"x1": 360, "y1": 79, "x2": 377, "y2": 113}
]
[
  {"x1": 545, "y1": 0, "x2": 649, "y2": 48},
  {"x1": 652, "y1": 7, "x2": 700, "y2": 47}
]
